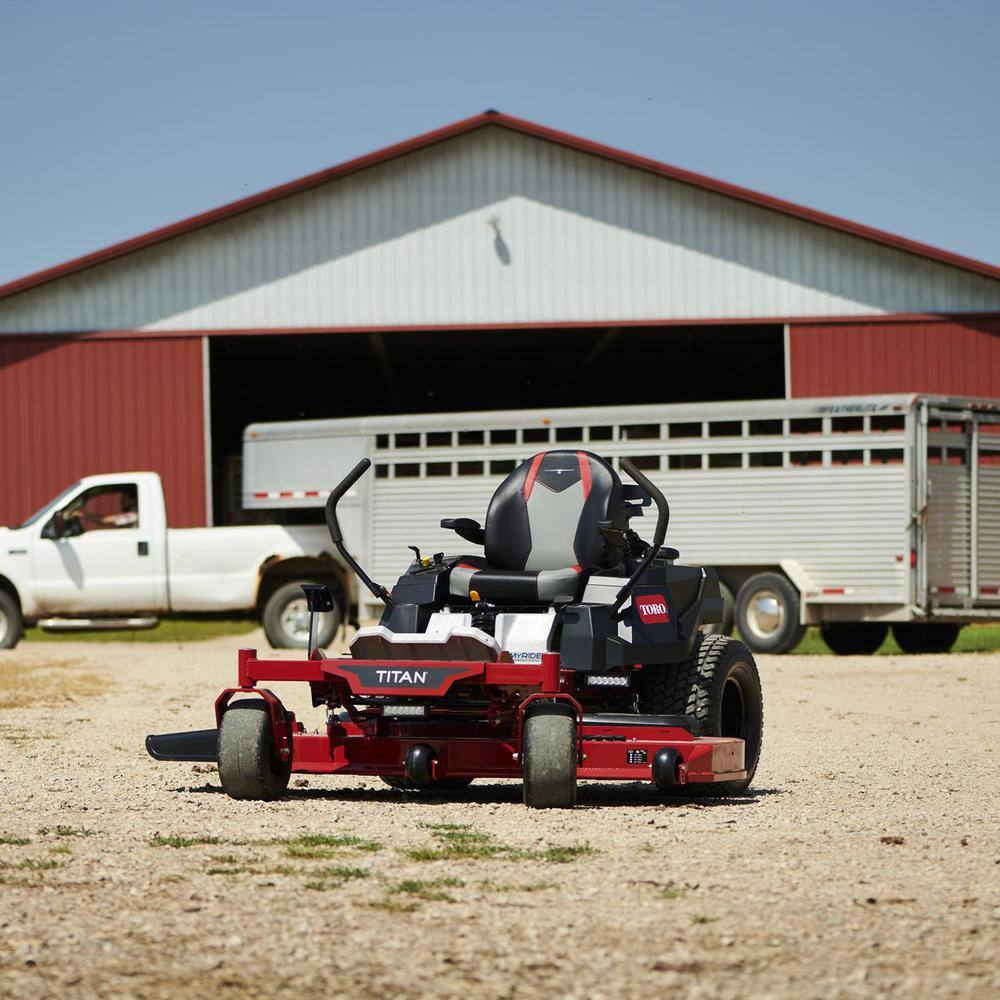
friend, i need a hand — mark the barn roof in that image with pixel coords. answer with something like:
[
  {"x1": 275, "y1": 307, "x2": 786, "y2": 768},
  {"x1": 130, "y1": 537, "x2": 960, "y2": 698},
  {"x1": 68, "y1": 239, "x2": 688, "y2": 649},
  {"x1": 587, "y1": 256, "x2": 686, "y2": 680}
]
[{"x1": 1, "y1": 109, "x2": 999, "y2": 305}]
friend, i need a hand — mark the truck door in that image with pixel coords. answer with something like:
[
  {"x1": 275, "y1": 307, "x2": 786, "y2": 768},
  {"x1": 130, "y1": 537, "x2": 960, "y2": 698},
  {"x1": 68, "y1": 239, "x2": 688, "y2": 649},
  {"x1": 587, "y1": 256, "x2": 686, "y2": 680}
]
[{"x1": 31, "y1": 481, "x2": 160, "y2": 614}]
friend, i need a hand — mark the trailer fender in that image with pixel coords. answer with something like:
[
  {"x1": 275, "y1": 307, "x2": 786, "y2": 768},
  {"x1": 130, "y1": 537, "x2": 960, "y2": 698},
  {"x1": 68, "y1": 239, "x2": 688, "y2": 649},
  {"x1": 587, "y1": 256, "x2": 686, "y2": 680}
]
[{"x1": 779, "y1": 560, "x2": 816, "y2": 622}]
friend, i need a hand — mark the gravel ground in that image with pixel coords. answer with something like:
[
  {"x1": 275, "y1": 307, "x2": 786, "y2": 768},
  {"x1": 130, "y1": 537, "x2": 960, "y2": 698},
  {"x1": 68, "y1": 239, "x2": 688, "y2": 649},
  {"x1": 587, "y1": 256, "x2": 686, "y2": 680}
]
[{"x1": 1, "y1": 632, "x2": 998, "y2": 999}]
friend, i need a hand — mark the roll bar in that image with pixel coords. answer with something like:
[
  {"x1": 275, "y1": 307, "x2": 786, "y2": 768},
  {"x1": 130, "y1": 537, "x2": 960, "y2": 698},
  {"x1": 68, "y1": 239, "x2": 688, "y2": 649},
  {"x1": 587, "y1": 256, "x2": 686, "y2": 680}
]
[
  {"x1": 611, "y1": 458, "x2": 671, "y2": 617},
  {"x1": 325, "y1": 458, "x2": 393, "y2": 607}
]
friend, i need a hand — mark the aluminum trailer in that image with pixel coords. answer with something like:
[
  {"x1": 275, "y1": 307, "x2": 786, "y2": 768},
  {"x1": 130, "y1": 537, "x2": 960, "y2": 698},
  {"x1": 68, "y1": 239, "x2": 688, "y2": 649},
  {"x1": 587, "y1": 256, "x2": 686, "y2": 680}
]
[{"x1": 243, "y1": 394, "x2": 1000, "y2": 654}]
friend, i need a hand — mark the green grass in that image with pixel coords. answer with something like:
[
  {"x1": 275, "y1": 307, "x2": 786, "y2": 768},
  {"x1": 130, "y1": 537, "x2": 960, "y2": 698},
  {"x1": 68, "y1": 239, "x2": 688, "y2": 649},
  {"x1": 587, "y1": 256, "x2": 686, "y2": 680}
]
[
  {"x1": 406, "y1": 824, "x2": 595, "y2": 864},
  {"x1": 24, "y1": 617, "x2": 258, "y2": 644},
  {"x1": 789, "y1": 622, "x2": 1000, "y2": 655},
  {"x1": 282, "y1": 834, "x2": 382, "y2": 859},
  {"x1": 150, "y1": 834, "x2": 224, "y2": 849},
  {"x1": 0, "y1": 835, "x2": 30, "y2": 846},
  {"x1": 38, "y1": 825, "x2": 94, "y2": 838}
]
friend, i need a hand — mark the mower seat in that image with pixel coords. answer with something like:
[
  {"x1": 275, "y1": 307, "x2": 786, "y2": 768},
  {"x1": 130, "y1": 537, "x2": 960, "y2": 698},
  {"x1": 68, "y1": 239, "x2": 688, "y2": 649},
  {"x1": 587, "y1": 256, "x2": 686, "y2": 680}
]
[{"x1": 447, "y1": 450, "x2": 628, "y2": 605}]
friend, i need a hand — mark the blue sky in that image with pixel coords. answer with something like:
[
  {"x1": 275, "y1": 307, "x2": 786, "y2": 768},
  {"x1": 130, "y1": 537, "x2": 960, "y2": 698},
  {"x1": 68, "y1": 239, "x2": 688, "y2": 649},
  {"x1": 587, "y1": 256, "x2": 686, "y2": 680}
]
[{"x1": 1, "y1": 0, "x2": 998, "y2": 285}]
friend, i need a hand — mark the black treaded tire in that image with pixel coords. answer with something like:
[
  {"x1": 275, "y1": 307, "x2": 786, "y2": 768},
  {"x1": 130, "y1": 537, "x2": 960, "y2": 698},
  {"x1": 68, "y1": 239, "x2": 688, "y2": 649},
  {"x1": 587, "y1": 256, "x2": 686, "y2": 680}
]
[
  {"x1": 820, "y1": 622, "x2": 889, "y2": 655},
  {"x1": 891, "y1": 622, "x2": 961, "y2": 654},
  {"x1": 702, "y1": 580, "x2": 735, "y2": 636},
  {"x1": 0, "y1": 590, "x2": 23, "y2": 650},
  {"x1": 522, "y1": 705, "x2": 577, "y2": 809},
  {"x1": 380, "y1": 776, "x2": 475, "y2": 792},
  {"x1": 262, "y1": 580, "x2": 341, "y2": 650},
  {"x1": 638, "y1": 634, "x2": 763, "y2": 797},
  {"x1": 735, "y1": 572, "x2": 805, "y2": 654},
  {"x1": 217, "y1": 699, "x2": 291, "y2": 801}
]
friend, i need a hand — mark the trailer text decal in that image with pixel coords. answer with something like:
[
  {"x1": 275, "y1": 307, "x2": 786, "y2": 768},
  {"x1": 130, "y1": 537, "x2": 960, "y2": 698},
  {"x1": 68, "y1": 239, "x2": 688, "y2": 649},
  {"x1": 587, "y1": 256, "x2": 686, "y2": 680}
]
[{"x1": 635, "y1": 595, "x2": 671, "y2": 624}]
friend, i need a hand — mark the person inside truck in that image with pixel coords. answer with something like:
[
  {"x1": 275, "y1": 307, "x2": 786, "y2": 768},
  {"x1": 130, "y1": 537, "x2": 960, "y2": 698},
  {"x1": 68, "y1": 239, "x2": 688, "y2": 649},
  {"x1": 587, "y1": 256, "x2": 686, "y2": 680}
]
[{"x1": 63, "y1": 485, "x2": 138, "y2": 532}]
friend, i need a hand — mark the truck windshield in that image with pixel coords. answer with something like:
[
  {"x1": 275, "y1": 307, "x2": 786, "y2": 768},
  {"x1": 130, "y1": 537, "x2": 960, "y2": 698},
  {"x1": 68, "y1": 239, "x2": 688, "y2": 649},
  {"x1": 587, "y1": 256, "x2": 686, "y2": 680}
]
[{"x1": 10, "y1": 481, "x2": 82, "y2": 530}]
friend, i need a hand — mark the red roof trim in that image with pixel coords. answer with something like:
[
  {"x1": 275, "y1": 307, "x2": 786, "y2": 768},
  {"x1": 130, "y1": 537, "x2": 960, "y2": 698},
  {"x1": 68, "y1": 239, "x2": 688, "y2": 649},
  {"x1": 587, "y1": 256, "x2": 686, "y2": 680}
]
[{"x1": 2, "y1": 109, "x2": 999, "y2": 301}]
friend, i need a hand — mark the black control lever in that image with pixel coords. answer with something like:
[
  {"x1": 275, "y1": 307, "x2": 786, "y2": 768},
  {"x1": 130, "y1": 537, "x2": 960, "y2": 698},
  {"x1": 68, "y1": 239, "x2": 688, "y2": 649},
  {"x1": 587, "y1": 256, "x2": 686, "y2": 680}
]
[
  {"x1": 611, "y1": 459, "x2": 670, "y2": 618},
  {"x1": 325, "y1": 458, "x2": 393, "y2": 607}
]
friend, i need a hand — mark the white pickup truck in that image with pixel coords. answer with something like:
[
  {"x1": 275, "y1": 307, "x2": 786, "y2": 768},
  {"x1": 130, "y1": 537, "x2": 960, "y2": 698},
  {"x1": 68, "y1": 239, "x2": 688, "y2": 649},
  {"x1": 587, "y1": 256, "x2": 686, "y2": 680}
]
[{"x1": 0, "y1": 472, "x2": 353, "y2": 650}]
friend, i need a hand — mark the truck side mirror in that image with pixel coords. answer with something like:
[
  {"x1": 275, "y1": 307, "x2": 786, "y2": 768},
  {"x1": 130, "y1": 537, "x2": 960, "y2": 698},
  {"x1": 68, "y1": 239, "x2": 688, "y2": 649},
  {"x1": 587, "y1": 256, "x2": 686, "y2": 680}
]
[{"x1": 41, "y1": 511, "x2": 65, "y2": 540}]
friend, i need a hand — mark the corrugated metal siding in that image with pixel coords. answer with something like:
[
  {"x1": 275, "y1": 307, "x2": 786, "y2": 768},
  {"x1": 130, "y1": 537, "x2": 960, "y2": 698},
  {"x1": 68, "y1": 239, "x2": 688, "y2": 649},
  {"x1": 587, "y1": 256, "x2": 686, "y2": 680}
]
[
  {"x1": 0, "y1": 337, "x2": 206, "y2": 527},
  {"x1": 790, "y1": 319, "x2": 1000, "y2": 397},
  {"x1": 3, "y1": 127, "x2": 1000, "y2": 333},
  {"x1": 978, "y1": 466, "x2": 1000, "y2": 591}
]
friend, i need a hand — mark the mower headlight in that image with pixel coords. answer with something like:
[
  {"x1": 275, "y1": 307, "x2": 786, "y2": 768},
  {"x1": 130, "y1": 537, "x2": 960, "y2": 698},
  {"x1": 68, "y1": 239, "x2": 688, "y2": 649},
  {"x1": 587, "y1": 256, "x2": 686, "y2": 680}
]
[
  {"x1": 585, "y1": 674, "x2": 631, "y2": 687},
  {"x1": 381, "y1": 704, "x2": 428, "y2": 718}
]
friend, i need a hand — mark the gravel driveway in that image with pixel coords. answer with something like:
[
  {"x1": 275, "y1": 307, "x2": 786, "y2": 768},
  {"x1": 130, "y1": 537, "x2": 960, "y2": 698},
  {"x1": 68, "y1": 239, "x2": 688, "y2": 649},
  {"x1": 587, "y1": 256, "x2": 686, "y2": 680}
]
[{"x1": 1, "y1": 632, "x2": 998, "y2": 999}]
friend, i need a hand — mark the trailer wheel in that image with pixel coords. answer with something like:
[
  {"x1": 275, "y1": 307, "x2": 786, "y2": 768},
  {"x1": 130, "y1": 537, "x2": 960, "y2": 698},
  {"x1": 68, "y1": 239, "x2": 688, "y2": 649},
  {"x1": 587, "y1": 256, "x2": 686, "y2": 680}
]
[
  {"x1": 380, "y1": 776, "x2": 475, "y2": 793},
  {"x1": 522, "y1": 704, "x2": 577, "y2": 809},
  {"x1": 217, "y1": 699, "x2": 291, "y2": 801},
  {"x1": 639, "y1": 634, "x2": 762, "y2": 797},
  {"x1": 820, "y1": 622, "x2": 888, "y2": 655},
  {"x1": 891, "y1": 623, "x2": 961, "y2": 654},
  {"x1": 0, "y1": 590, "x2": 23, "y2": 650},
  {"x1": 262, "y1": 580, "x2": 341, "y2": 650},
  {"x1": 735, "y1": 572, "x2": 805, "y2": 654},
  {"x1": 702, "y1": 581, "x2": 735, "y2": 636}
]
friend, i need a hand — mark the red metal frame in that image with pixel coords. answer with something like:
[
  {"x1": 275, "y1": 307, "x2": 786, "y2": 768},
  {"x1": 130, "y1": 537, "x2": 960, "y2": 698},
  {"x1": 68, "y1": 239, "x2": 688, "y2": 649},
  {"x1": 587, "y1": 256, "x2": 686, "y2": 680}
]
[{"x1": 220, "y1": 647, "x2": 746, "y2": 787}]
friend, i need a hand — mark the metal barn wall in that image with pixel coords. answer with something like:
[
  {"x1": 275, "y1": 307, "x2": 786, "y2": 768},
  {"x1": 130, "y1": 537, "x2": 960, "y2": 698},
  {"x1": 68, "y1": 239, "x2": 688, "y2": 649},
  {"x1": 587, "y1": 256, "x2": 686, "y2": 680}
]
[
  {"x1": 0, "y1": 336, "x2": 207, "y2": 527},
  {"x1": 3, "y1": 127, "x2": 1000, "y2": 334},
  {"x1": 789, "y1": 318, "x2": 1000, "y2": 397}
]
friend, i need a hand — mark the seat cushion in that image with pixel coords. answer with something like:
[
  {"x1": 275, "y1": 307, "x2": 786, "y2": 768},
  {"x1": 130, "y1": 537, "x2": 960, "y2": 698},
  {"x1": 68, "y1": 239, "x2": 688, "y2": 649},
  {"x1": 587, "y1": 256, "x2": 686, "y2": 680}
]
[{"x1": 449, "y1": 558, "x2": 585, "y2": 604}]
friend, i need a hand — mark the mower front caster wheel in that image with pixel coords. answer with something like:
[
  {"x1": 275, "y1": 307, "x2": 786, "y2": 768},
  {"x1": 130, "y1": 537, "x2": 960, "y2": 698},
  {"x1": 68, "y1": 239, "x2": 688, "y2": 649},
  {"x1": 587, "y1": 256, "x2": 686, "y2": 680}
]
[
  {"x1": 522, "y1": 704, "x2": 577, "y2": 809},
  {"x1": 217, "y1": 699, "x2": 291, "y2": 801}
]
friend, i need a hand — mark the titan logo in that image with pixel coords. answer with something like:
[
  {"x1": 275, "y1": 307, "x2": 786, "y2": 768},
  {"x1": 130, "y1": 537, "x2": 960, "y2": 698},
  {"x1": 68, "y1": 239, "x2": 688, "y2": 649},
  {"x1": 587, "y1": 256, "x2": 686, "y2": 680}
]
[
  {"x1": 374, "y1": 669, "x2": 429, "y2": 685},
  {"x1": 635, "y1": 594, "x2": 670, "y2": 624}
]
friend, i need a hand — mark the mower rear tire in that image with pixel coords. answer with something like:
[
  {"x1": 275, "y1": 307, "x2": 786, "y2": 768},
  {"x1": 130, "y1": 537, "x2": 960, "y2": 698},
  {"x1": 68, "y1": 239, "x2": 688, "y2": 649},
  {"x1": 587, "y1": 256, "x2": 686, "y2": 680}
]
[
  {"x1": 735, "y1": 572, "x2": 804, "y2": 654},
  {"x1": 217, "y1": 699, "x2": 291, "y2": 801},
  {"x1": 262, "y1": 580, "x2": 341, "y2": 650},
  {"x1": 522, "y1": 704, "x2": 577, "y2": 809},
  {"x1": 820, "y1": 622, "x2": 889, "y2": 655},
  {"x1": 639, "y1": 634, "x2": 763, "y2": 797},
  {"x1": 381, "y1": 776, "x2": 475, "y2": 793},
  {"x1": 0, "y1": 590, "x2": 22, "y2": 650},
  {"x1": 891, "y1": 622, "x2": 961, "y2": 654}
]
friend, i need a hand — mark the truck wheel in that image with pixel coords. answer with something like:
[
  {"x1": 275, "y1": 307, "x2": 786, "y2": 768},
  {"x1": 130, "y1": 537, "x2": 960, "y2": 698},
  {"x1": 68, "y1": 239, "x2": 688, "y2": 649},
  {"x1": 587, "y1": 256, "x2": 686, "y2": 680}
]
[
  {"x1": 820, "y1": 622, "x2": 888, "y2": 655},
  {"x1": 703, "y1": 581, "x2": 735, "y2": 636},
  {"x1": 522, "y1": 704, "x2": 577, "y2": 809},
  {"x1": 735, "y1": 572, "x2": 805, "y2": 654},
  {"x1": 262, "y1": 581, "x2": 342, "y2": 650},
  {"x1": 891, "y1": 623, "x2": 961, "y2": 654},
  {"x1": 639, "y1": 634, "x2": 763, "y2": 796},
  {"x1": 217, "y1": 699, "x2": 291, "y2": 801},
  {"x1": 0, "y1": 591, "x2": 23, "y2": 650}
]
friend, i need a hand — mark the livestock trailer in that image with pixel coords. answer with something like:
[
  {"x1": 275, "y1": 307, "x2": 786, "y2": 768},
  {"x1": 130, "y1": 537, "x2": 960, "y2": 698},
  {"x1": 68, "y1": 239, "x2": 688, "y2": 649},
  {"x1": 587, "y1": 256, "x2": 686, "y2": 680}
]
[{"x1": 242, "y1": 394, "x2": 1000, "y2": 653}]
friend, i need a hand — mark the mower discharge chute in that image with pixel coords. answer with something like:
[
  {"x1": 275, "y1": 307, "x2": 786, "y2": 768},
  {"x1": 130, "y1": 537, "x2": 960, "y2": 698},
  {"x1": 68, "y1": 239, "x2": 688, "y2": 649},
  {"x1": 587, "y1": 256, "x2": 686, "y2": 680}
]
[{"x1": 147, "y1": 451, "x2": 763, "y2": 807}]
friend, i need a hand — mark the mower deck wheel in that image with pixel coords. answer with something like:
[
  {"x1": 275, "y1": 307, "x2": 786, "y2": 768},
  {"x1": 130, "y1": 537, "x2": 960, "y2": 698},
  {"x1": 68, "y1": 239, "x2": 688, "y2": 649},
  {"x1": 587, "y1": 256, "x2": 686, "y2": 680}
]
[
  {"x1": 522, "y1": 704, "x2": 577, "y2": 809},
  {"x1": 217, "y1": 699, "x2": 291, "y2": 801}
]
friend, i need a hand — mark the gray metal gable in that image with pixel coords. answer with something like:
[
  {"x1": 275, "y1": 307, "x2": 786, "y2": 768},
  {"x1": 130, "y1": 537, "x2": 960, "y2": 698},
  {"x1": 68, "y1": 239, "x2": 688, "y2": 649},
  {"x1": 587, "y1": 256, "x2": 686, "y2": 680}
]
[{"x1": 2, "y1": 126, "x2": 999, "y2": 333}]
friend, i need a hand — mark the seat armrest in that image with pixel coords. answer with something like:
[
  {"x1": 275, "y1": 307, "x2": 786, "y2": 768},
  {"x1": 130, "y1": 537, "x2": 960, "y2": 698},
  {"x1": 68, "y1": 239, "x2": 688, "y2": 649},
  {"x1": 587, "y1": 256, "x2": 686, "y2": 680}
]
[{"x1": 440, "y1": 517, "x2": 485, "y2": 546}]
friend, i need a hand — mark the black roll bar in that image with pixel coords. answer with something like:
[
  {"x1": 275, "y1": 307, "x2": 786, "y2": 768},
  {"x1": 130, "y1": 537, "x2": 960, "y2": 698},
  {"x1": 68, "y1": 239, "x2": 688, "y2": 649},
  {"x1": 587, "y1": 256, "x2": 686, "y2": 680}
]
[
  {"x1": 325, "y1": 458, "x2": 393, "y2": 607},
  {"x1": 611, "y1": 458, "x2": 671, "y2": 617}
]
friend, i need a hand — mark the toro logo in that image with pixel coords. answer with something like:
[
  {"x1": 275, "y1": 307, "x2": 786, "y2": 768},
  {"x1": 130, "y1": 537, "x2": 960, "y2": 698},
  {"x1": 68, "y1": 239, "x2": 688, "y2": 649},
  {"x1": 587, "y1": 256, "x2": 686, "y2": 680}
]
[{"x1": 635, "y1": 594, "x2": 670, "y2": 624}]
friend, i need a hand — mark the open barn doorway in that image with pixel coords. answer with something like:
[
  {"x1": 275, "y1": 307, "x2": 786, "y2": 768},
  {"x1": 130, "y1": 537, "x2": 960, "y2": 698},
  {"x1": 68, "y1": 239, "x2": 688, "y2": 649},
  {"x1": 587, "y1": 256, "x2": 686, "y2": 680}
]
[{"x1": 208, "y1": 323, "x2": 784, "y2": 523}]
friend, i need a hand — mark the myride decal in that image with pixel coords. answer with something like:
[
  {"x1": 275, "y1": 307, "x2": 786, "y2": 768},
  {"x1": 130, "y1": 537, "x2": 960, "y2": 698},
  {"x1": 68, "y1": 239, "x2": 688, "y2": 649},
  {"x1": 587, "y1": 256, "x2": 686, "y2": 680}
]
[{"x1": 635, "y1": 594, "x2": 671, "y2": 624}]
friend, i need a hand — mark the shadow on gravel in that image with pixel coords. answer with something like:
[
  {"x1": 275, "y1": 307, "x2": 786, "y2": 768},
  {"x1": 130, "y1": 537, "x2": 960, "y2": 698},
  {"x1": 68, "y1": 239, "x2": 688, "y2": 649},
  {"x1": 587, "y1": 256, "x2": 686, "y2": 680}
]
[{"x1": 175, "y1": 782, "x2": 788, "y2": 808}]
